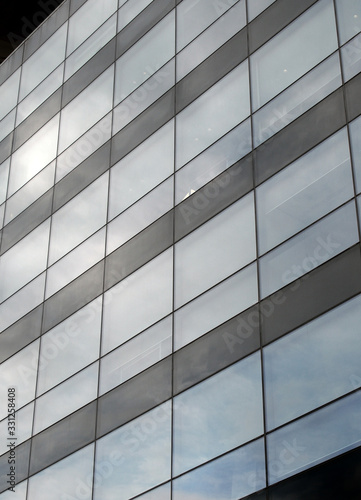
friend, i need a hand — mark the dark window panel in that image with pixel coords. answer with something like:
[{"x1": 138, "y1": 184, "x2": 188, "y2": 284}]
[
  {"x1": 97, "y1": 357, "x2": 172, "y2": 438},
  {"x1": 255, "y1": 88, "x2": 346, "y2": 186},
  {"x1": 345, "y1": 72, "x2": 361, "y2": 122},
  {"x1": 13, "y1": 89, "x2": 62, "y2": 151},
  {"x1": 53, "y1": 141, "x2": 111, "y2": 212},
  {"x1": 0, "y1": 190, "x2": 53, "y2": 255},
  {"x1": 105, "y1": 211, "x2": 173, "y2": 291},
  {"x1": 29, "y1": 401, "x2": 97, "y2": 476},
  {"x1": 62, "y1": 38, "x2": 116, "y2": 107},
  {"x1": 0, "y1": 440, "x2": 30, "y2": 493},
  {"x1": 0, "y1": 132, "x2": 13, "y2": 165},
  {"x1": 249, "y1": 0, "x2": 318, "y2": 54},
  {"x1": 0, "y1": 305, "x2": 42, "y2": 363},
  {"x1": 174, "y1": 155, "x2": 253, "y2": 242},
  {"x1": 261, "y1": 244, "x2": 361, "y2": 345},
  {"x1": 42, "y1": 260, "x2": 104, "y2": 334},
  {"x1": 0, "y1": 45, "x2": 23, "y2": 87},
  {"x1": 116, "y1": 0, "x2": 175, "y2": 58},
  {"x1": 174, "y1": 304, "x2": 261, "y2": 395},
  {"x1": 111, "y1": 89, "x2": 175, "y2": 166},
  {"x1": 176, "y1": 29, "x2": 247, "y2": 114}
]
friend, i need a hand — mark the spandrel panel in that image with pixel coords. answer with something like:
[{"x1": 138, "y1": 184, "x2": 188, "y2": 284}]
[
  {"x1": 250, "y1": 0, "x2": 338, "y2": 110},
  {"x1": 176, "y1": 62, "x2": 250, "y2": 169},
  {"x1": 8, "y1": 115, "x2": 59, "y2": 197},
  {"x1": 267, "y1": 392, "x2": 361, "y2": 485},
  {"x1": 0, "y1": 403, "x2": 33, "y2": 456},
  {"x1": 0, "y1": 158, "x2": 10, "y2": 205},
  {"x1": 48, "y1": 173, "x2": 108, "y2": 265},
  {"x1": 66, "y1": 0, "x2": 117, "y2": 55},
  {"x1": 36, "y1": 299, "x2": 102, "y2": 396},
  {"x1": 173, "y1": 439, "x2": 266, "y2": 500},
  {"x1": 173, "y1": 352, "x2": 264, "y2": 476},
  {"x1": 19, "y1": 24, "x2": 67, "y2": 101},
  {"x1": 102, "y1": 249, "x2": 173, "y2": 355},
  {"x1": 174, "y1": 263, "x2": 258, "y2": 350},
  {"x1": 175, "y1": 193, "x2": 256, "y2": 308},
  {"x1": 0, "y1": 68, "x2": 20, "y2": 121},
  {"x1": 115, "y1": 11, "x2": 175, "y2": 104},
  {"x1": 94, "y1": 401, "x2": 171, "y2": 500},
  {"x1": 0, "y1": 340, "x2": 39, "y2": 419},
  {"x1": 256, "y1": 128, "x2": 354, "y2": 255},
  {"x1": 100, "y1": 315, "x2": 172, "y2": 395},
  {"x1": 349, "y1": 114, "x2": 361, "y2": 194},
  {"x1": 177, "y1": 0, "x2": 239, "y2": 51},
  {"x1": 341, "y1": 32, "x2": 361, "y2": 82},
  {"x1": 264, "y1": 293, "x2": 361, "y2": 431},
  {"x1": 118, "y1": 0, "x2": 154, "y2": 31},
  {"x1": 259, "y1": 201, "x2": 359, "y2": 298},
  {"x1": 27, "y1": 444, "x2": 94, "y2": 500},
  {"x1": 109, "y1": 120, "x2": 174, "y2": 220},
  {"x1": 0, "y1": 219, "x2": 50, "y2": 303},
  {"x1": 58, "y1": 66, "x2": 113, "y2": 153},
  {"x1": 247, "y1": 0, "x2": 276, "y2": 20},
  {"x1": 335, "y1": 0, "x2": 361, "y2": 45},
  {"x1": 0, "y1": 109, "x2": 16, "y2": 143}
]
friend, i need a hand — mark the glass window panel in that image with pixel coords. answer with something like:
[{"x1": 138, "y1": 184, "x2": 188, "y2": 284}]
[
  {"x1": 175, "y1": 193, "x2": 256, "y2": 308},
  {"x1": 102, "y1": 249, "x2": 173, "y2": 355},
  {"x1": 0, "y1": 158, "x2": 10, "y2": 205},
  {"x1": 0, "y1": 340, "x2": 39, "y2": 419},
  {"x1": 107, "y1": 177, "x2": 173, "y2": 255},
  {"x1": 8, "y1": 115, "x2": 59, "y2": 196},
  {"x1": 335, "y1": 0, "x2": 361, "y2": 45},
  {"x1": 59, "y1": 66, "x2": 113, "y2": 153},
  {"x1": 349, "y1": 114, "x2": 361, "y2": 194},
  {"x1": 94, "y1": 401, "x2": 171, "y2": 500},
  {"x1": 19, "y1": 24, "x2": 67, "y2": 101},
  {"x1": 173, "y1": 352, "x2": 263, "y2": 475},
  {"x1": 115, "y1": 11, "x2": 175, "y2": 104},
  {"x1": 248, "y1": 0, "x2": 276, "y2": 20},
  {"x1": 177, "y1": 1, "x2": 246, "y2": 81},
  {"x1": 0, "y1": 68, "x2": 20, "y2": 121},
  {"x1": 118, "y1": 0, "x2": 153, "y2": 31},
  {"x1": 67, "y1": 0, "x2": 117, "y2": 55},
  {"x1": 100, "y1": 315, "x2": 172, "y2": 395},
  {"x1": 0, "y1": 479, "x2": 27, "y2": 500},
  {"x1": 134, "y1": 483, "x2": 170, "y2": 500},
  {"x1": 34, "y1": 362, "x2": 98, "y2": 434},
  {"x1": 49, "y1": 173, "x2": 108, "y2": 265},
  {"x1": 46, "y1": 227, "x2": 105, "y2": 298},
  {"x1": 0, "y1": 219, "x2": 50, "y2": 303},
  {"x1": 65, "y1": 14, "x2": 116, "y2": 81},
  {"x1": 341, "y1": 32, "x2": 361, "y2": 82},
  {"x1": 259, "y1": 201, "x2": 359, "y2": 298},
  {"x1": 250, "y1": 0, "x2": 338, "y2": 110},
  {"x1": 264, "y1": 294, "x2": 361, "y2": 431},
  {"x1": 27, "y1": 444, "x2": 94, "y2": 500},
  {"x1": 36, "y1": 299, "x2": 102, "y2": 395},
  {"x1": 253, "y1": 52, "x2": 342, "y2": 147},
  {"x1": 267, "y1": 392, "x2": 361, "y2": 485},
  {"x1": 173, "y1": 439, "x2": 266, "y2": 500},
  {"x1": 0, "y1": 402, "x2": 33, "y2": 456},
  {"x1": 256, "y1": 128, "x2": 354, "y2": 254},
  {"x1": 175, "y1": 263, "x2": 258, "y2": 350},
  {"x1": 177, "y1": 0, "x2": 239, "y2": 51},
  {"x1": 0, "y1": 203, "x2": 4, "y2": 230},
  {"x1": 0, "y1": 109, "x2": 16, "y2": 143},
  {"x1": 109, "y1": 120, "x2": 174, "y2": 220},
  {"x1": 176, "y1": 62, "x2": 249, "y2": 168}
]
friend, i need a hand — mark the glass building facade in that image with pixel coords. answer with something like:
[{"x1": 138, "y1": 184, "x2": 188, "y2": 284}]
[{"x1": 0, "y1": 0, "x2": 361, "y2": 498}]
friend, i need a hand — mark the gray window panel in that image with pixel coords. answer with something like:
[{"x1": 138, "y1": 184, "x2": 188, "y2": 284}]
[
  {"x1": 0, "y1": 68, "x2": 20, "y2": 122},
  {"x1": 133, "y1": 483, "x2": 171, "y2": 500},
  {"x1": 29, "y1": 401, "x2": 97, "y2": 476},
  {"x1": 27, "y1": 444, "x2": 94, "y2": 500},
  {"x1": 0, "y1": 158, "x2": 10, "y2": 205},
  {"x1": 94, "y1": 401, "x2": 171, "y2": 500},
  {"x1": 117, "y1": 0, "x2": 154, "y2": 32},
  {"x1": 42, "y1": 260, "x2": 104, "y2": 334},
  {"x1": 254, "y1": 88, "x2": 347, "y2": 186},
  {"x1": 0, "y1": 441, "x2": 30, "y2": 493},
  {"x1": 349, "y1": 116, "x2": 361, "y2": 194},
  {"x1": 14, "y1": 89, "x2": 62, "y2": 151},
  {"x1": 248, "y1": 0, "x2": 276, "y2": 21},
  {"x1": 105, "y1": 211, "x2": 173, "y2": 292},
  {"x1": 0, "y1": 109, "x2": 16, "y2": 144},
  {"x1": 0, "y1": 402, "x2": 33, "y2": 456},
  {"x1": 0, "y1": 479, "x2": 27, "y2": 499},
  {"x1": 173, "y1": 439, "x2": 266, "y2": 499},
  {"x1": 358, "y1": 196, "x2": 361, "y2": 232},
  {"x1": 335, "y1": 0, "x2": 361, "y2": 45},
  {"x1": 341, "y1": 32, "x2": 361, "y2": 82},
  {"x1": 249, "y1": 0, "x2": 318, "y2": 54},
  {"x1": 176, "y1": 29, "x2": 247, "y2": 114},
  {"x1": 0, "y1": 45, "x2": 23, "y2": 87},
  {"x1": 0, "y1": 133, "x2": 12, "y2": 166},
  {"x1": 111, "y1": 88, "x2": 175, "y2": 166},
  {"x1": 62, "y1": 39, "x2": 116, "y2": 108},
  {"x1": 116, "y1": 0, "x2": 175, "y2": 59},
  {"x1": 173, "y1": 352, "x2": 264, "y2": 476},
  {"x1": 70, "y1": 0, "x2": 88, "y2": 16},
  {"x1": 267, "y1": 392, "x2": 361, "y2": 485},
  {"x1": 0, "y1": 305, "x2": 42, "y2": 363},
  {"x1": 174, "y1": 303, "x2": 261, "y2": 395},
  {"x1": 96, "y1": 357, "x2": 172, "y2": 438},
  {"x1": 261, "y1": 244, "x2": 361, "y2": 346},
  {"x1": 0, "y1": 206, "x2": 3, "y2": 231},
  {"x1": 53, "y1": 142, "x2": 110, "y2": 212},
  {"x1": 344, "y1": 72, "x2": 361, "y2": 122}
]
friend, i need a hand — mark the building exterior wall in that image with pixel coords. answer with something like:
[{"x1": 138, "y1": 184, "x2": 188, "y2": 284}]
[{"x1": 0, "y1": 0, "x2": 361, "y2": 498}]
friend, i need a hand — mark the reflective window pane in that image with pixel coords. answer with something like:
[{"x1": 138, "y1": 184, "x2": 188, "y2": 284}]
[
  {"x1": 248, "y1": 0, "x2": 276, "y2": 20},
  {"x1": 118, "y1": 0, "x2": 154, "y2": 32},
  {"x1": 335, "y1": 0, "x2": 361, "y2": 45},
  {"x1": 0, "y1": 403, "x2": 33, "y2": 455},
  {"x1": 133, "y1": 483, "x2": 170, "y2": 500},
  {"x1": 0, "y1": 109, "x2": 16, "y2": 143},
  {"x1": 349, "y1": 114, "x2": 361, "y2": 194},
  {"x1": 173, "y1": 352, "x2": 263, "y2": 475},
  {"x1": 0, "y1": 158, "x2": 10, "y2": 205},
  {"x1": 0, "y1": 479, "x2": 27, "y2": 499},
  {"x1": 341, "y1": 32, "x2": 361, "y2": 82},
  {"x1": 0, "y1": 68, "x2": 20, "y2": 121}
]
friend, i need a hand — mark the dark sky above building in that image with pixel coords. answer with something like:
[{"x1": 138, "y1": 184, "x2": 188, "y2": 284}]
[{"x1": 0, "y1": 0, "x2": 65, "y2": 63}]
